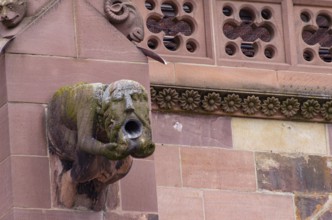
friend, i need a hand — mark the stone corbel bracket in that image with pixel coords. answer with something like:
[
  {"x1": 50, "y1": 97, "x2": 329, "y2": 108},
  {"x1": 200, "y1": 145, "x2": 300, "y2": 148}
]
[
  {"x1": 151, "y1": 85, "x2": 332, "y2": 123},
  {"x1": 47, "y1": 80, "x2": 155, "y2": 211}
]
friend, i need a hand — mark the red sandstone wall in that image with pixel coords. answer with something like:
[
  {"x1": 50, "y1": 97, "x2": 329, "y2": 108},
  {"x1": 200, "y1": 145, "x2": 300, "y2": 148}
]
[
  {"x1": 1, "y1": 0, "x2": 332, "y2": 220},
  {"x1": 152, "y1": 111, "x2": 332, "y2": 220},
  {"x1": 0, "y1": 1, "x2": 158, "y2": 219}
]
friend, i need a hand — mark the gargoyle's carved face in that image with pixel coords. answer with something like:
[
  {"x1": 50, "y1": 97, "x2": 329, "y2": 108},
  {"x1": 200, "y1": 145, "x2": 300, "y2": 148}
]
[
  {"x1": 0, "y1": 0, "x2": 27, "y2": 28},
  {"x1": 102, "y1": 80, "x2": 155, "y2": 159}
]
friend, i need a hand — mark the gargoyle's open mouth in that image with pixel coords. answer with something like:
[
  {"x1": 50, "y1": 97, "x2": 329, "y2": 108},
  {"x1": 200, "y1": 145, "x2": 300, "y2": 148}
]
[
  {"x1": 1, "y1": 15, "x2": 20, "y2": 28},
  {"x1": 122, "y1": 118, "x2": 143, "y2": 140}
]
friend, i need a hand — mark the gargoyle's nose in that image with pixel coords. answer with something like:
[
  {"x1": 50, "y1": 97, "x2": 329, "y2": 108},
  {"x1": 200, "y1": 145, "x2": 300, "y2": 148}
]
[
  {"x1": 0, "y1": 14, "x2": 8, "y2": 20},
  {"x1": 0, "y1": 8, "x2": 7, "y2": 20},
  {"x1": 125, "y1": 95, "x2": 135, "y2": 113}
]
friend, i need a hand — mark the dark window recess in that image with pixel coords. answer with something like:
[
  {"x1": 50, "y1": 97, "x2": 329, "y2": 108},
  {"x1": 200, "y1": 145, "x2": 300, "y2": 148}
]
[
  {"x1": 264, "y1": 47, "x2": 275, "y2": 59},
  {"x1": 302, "y1": 27, "x2": 332, "y2": 47},
  {"x1": 163, "y1": 36, "x2": 180, "y2": 51},
  {"x1": 316, "y1": 14, "x2": 330, "y2": 28},
  {"x1": 319, "y1": 48, "x2": 332, "y2": 62},
  {"x1": 147, "y1": 38, "x2": 159, "y2": 50},
  {"x1": 186, "y1": 40, "x2": 197, "y2": 53},
  {"x1": 223, "y1": 6, "x2": 233, "y2": 16},
  {"x1": 145, "y1": 0, "x2": 155, "y2": 10},
  {"x1": 223, "y1": 22, "x2": 272, "y2": 42},
  {"x1": 183, "y1": 2, "x2": 193, "y2": 13},
  {"x1": 161, "y1": 2, "x2": 177, "y2": 17},
  {"x1": 225, "y1": 43, "x2": 236, "y2": 56},
  {"x1": 301, "y1": 11, "x2": 311, "y2": 23},
  {"x1": 147, "y1": 16, "x2": 193, "y2": 36},
  {"x1": 239, "y1": 8, "x2": 254, "y2": 23},
  {"x1": 303, "y1": 49, "x2": 314, "y2": 62},
  {"x1": 261, "y1": 9, "x2": 272, "y2": 20},
  {"x1": 241, "y1": 43, "x2": 256, "y2": 57}
]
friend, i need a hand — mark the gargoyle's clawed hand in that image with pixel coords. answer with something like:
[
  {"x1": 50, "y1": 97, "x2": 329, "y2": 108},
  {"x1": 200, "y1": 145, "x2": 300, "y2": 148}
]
[{"x1": 100, "y1": 142, "x2": 123, "y2": 160}]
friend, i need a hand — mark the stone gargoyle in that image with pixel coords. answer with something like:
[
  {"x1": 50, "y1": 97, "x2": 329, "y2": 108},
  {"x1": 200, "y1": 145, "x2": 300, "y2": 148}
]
[
  {"x1": 47, "y1": 80, "x2": 155, "y2": 211},
  {"x1": 0, "y1": 0, "x2": 27, "y2": 28}
]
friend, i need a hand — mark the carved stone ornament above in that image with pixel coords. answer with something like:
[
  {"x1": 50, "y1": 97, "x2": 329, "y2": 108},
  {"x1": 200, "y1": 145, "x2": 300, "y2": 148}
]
[
  {"x1": 104, "y1": 0, "x2": 144, "y2": 43},
  {"x1": 0, "y1": 0, "x2": 27, "y2": 28},
  {"x1": 151, "y1": 85, "x2": 332, "y2": 123},
  {"x1": 0, "y1": 0, "x2": 61, "y2": 52},
  {"x1": 47, "y1": 80, "x2": 155, "y2": 211}
]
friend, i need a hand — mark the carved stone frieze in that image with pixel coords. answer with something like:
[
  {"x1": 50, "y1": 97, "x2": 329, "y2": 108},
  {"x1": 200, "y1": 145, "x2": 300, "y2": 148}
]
[
  {"x1": 151, "y1": 85, "x2": 332, "y2": 122},
  {"x1": 47, "y1": 80, "x2": 155, "y2": 211}
]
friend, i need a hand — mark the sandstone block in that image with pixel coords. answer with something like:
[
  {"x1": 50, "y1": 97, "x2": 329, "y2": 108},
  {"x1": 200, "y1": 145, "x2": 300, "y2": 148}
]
[{"x1": 232, "y1": 118, "x2": 327, "y2": 154}]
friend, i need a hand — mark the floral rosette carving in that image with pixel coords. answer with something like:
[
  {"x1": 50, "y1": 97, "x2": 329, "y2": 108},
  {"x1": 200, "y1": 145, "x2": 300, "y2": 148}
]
[
  {"x1": 262, "y1": 97, "x2": 280, "y2": 116},
  {"x1": 242, "y1": 95, "x2": 261, "y2": 115},
  {"x1": 301, "y1": 99, "x2": 320, "y2": 119},
  {"x1": 179, "y1": 90, "x2": 201, "y2": 111},
  {"x1": 156, "y1": 88, "x2": 179, "y2": 109},
  {"x1": 321, "y1": 101, "x2": 332, "y2": 120},
  {"x1": 281, "y1": 98, "x2": 300, "y2": 118},
  {"x1": 221, "y1": 94, "x2": 242, "y2": 113},
  {"x1": 202, "y1": 92, "x2": 221, "y2": 112},
  {"x1": 150, "y1": 87, "x2": 157, "y2": 102}
]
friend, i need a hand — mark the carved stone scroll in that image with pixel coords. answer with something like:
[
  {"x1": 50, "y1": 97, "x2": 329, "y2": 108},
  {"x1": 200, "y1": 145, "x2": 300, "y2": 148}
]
[{"x1": 47, "y1": 80, "x2": 155, "y2": 211}]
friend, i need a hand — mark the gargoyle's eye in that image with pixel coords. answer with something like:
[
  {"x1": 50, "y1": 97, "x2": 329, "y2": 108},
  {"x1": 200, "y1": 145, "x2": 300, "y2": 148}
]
[
  {"x1": 111, "y1": 95, "x2": 124, "y2": 102},
  {"x1": 131, "y1": 93, "x2": 139, "y2": 101},
  {"x1": 0, "y1": 6, "x2": 3, "y2": 11},
  {"x1": 6, "y1": 3, "x2": 14, "y2": 10}
]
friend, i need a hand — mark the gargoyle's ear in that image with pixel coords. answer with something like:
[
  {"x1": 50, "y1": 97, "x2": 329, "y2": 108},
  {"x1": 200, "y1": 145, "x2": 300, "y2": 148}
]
[{"x1": 101, "y1": 84, "x2": 116, "y2": 112}]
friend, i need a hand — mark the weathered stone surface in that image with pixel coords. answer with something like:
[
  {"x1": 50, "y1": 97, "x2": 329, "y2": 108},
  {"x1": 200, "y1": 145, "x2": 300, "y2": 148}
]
[
  {"x1": 149, "y1": 61, "x2": 175, "y2": 85},
  {"x1": 181, "y1": 147, "x2": 256, "y2": 191},
  {"x1": 12, "y1": 208, "x2": 102, "y2": 220},
  {"x1": 120, "y1": 159, "x2": 158, "y2": 212},
  {"x1": 106, "y1": 182, "x2": 120, "y2": 210},
  {"x1": 327, "y1": 124, "x2": 332, "y2": 155},
  {"x1": 295, "y1": 194, "x2": 332, "y2": 220},
  {"x1": 151, "y1": 112, "x2": 232, "y2": 148},
  {"x1": 8, "y1": 103, "x2": 47, "y2": 156},
  {"x1": 6, "y1": 54, "x2": 149, "y2": 104},
  {"x1": 0, "y1": 55, "x2": 6, "y2": 108},
  {"x1": 157, "y1": 187, "x2": 204, "y2": 220},
  {"x1": 204, "y1": 190, "x2": 295, "y2": 220},
  {"x1": 11, "y1": 156, "x2": 51, "y2": 208},
  {"x1": 0, "y1": 209, "x2": 13, "y2": 220},
  {"x1": 0, "y1": 104, "x2": 10, "y2": 163},
  {"x1": 321, "y1": 212, "x2": 332, "y2": 220},
  {"x1": 154, "y1": 145, "x2": 182, "y2": 187},
  {"x1": 174, "y1": 64, "x2": 278, "y2": 92},
  {"x1": 0, "y1": 158, "x2": 12, "y2": 218},
  {"x1": 256, "y1": 152, "x2": 332, "y2": 193},
  {"x1": 75, "y1": 0, "x2": 146, "y2": 62},
  {"x1": 232, "y1": 118, "x2": 327, "y2": 154},
  {"x1": 6, "y1": 0, "x2": 76, "y2": 57},
  {"x1": 105, "y1": 212, "x2": 158, "y2": 220}
]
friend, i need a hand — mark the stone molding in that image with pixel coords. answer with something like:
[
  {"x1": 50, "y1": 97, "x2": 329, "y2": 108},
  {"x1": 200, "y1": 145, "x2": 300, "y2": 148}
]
[{"x1": 151, "y1": 84, "x2": 332, "y2": 122}]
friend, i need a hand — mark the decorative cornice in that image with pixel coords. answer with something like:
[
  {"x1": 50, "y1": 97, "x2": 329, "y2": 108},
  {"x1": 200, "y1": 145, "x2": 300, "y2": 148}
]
[{"x1": 151, "y1": 85, "x2": 332, "y2": 123}]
